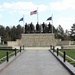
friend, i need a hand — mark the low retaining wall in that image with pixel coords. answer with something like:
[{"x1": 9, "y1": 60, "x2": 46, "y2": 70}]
[
  {"x1": 18, "y1": 34, "x2": 57, "y2": 47},
  {"x1": 7, "y1": 41, "x2": 18, "y2": 47},
  {"x1": 8, "y1": 34, "x2": 57, "y2": 47},
  {"x1": 62, "y1": 45, "x2": 75, "y2": 49},
  {"x1": 7, "y1": 33, "x2": 75, "y2": 48}
]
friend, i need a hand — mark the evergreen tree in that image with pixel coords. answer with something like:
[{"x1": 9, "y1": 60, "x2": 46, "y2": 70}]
[
  {"x1": 70, "y1": 23, "x2": 75, "y2": 40},
  {"x1": 5, "y1": 26, "x2": 11, "y2": 41},
  {"x1": 16, "y1": 24, "x2": 22, "y2": 39},
  {"x1": 55, "y1": 25, "x2": 64, "y2": 40},
  {"x1": 64, "y1": 29, "x2": 70, "y2": 40},
  {"x1": 0, "y1": 25, "x2": 6, "y2": 42},
  {"x1": 10, "y1": 26, "x2": 17, "y2": 41}
]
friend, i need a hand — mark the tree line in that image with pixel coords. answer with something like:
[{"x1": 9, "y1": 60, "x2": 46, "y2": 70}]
[
  {"x1": 0, "y1": 22, "x2": 75, "y2": 44},
  {"x1": 0, "y1": 25, "x2": 23, "y2": 43}
]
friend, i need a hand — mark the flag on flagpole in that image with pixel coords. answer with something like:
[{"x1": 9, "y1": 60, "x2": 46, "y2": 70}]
[
  {"x1": 30, "y1": 10, "x2": 37, "y2": 15},
  {"x1": 47, "y1": 15, "x2": 53, "y2": 33},
  {"x1": 47, "y1": 17, "x2": 52, "y2": 21},
  {"x1": 19, "y1": 17, "x2": 24, "y2": 22}
]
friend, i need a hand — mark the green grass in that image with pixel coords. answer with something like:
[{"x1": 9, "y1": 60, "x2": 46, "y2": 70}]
[
  {"x1": 52, "y1": 49, "x2": 75, "y2": 66},
  {"x1": 0, "y1": 50, "x2": 12, "y2": 58},
  {"x1": 59, "y1": 49, "x2": 75, "y2": 67},
  {"x1": 0, "y1": 44, "x2": 7, "y2": 46},
  {"x1": 0, "y1": 49, "x2": 19, "y2": 64},
  {"x1": 60, "y1": 49, "x2": 75, "y2": 59},
  {"x1": 0, "y1": 50, "x2": 14, "y2": 63}
]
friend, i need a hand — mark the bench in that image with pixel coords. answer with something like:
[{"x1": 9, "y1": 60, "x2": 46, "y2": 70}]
[{"x1": 0, "y1": 46, "x2": 12, "y2": 50}]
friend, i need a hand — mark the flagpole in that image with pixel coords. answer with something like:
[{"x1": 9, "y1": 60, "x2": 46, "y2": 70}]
[
  {"x1": 37, "y1": 7, "x2": 39, "y2": 23},
  {"x1": 52, "y1": 14, "x2": 53, "y2": 33},
  {"x1": 23, "y1": 14, "x2": 25, "y2": 33}
]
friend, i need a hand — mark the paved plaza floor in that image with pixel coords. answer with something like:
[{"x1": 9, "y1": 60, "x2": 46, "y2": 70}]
[{"x1": 0, "y1": 49, "x2": 71, "y2": 75}]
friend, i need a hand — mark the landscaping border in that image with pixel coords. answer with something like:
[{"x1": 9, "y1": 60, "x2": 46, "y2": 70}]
[{"x1": 49, "y1": 50, "x2": 75, "y2": 75}]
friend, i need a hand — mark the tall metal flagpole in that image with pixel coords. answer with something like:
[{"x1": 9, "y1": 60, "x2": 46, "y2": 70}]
[
  {"x1": 23, "y1": 14, "x2": 25, "y2": 33},
  {"x1": 37, "y1": 7, "x2": 39, "y2": 23},
  {"x1": 52, "y1": 14, "x2": 53, "y2": 33}
]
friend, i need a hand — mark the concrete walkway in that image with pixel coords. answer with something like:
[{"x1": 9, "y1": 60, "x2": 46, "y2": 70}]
[{"x1": 0, "y1": 49, "x2": 71, "y2": 75}]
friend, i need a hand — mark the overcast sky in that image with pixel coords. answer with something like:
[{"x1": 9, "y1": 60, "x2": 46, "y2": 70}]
[{"x1": 0, "y1": 0, "x2": 75, "y2": 30}]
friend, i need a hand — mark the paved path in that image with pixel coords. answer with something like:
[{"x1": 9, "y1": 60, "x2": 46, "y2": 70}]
[{"x1": 0, "y1": 49, "x2": 71, "y2": 75}]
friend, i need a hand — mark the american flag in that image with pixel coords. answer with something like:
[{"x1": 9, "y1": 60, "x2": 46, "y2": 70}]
[{"x1": 30, "y1": 10, "x2": 37, "y2": 15}]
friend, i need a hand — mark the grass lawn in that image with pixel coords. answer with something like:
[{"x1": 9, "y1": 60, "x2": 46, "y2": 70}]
[
  {"x1": 0, "y1": 49, "x2": 20, "y2": 64},
  {"x1": 0, "y1": 49, "x2": 20, "y2": 63},
  {"x1": 0, "y1": 50, "x2": 13, "y2": 58},
  {"x1": 60, "y1": 49, "x2": 75, "y2": 59},
  {"x1": 0, "y1": 50, "x2": 14, "y2": 64},
  {"x1": 59, "y1": 49, "x2": 75, "y2": 67},
  {"x1": 0, "y1": 44, "x2": 7, "y2": 46}
]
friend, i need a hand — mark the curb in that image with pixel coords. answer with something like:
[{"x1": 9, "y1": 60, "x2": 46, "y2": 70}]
[
  {"x1": 49, "y1": 50, "x2": 75, "y2": 75},
  {"x1": 0, "y1": 50, "x2": 26, "y2": 72}
]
